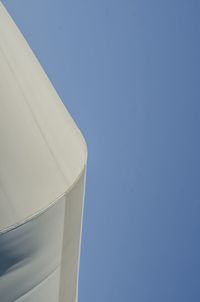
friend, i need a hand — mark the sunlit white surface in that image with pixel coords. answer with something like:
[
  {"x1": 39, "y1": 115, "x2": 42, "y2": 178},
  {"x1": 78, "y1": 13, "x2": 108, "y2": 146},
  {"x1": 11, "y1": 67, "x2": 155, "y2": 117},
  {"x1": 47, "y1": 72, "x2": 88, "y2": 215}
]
[
  {"x1": 0, "y1": 3, "x2": 87, "y2": 302},
  {"x1": 0, "y1": 2, "x2": 87, "y2": 233}
]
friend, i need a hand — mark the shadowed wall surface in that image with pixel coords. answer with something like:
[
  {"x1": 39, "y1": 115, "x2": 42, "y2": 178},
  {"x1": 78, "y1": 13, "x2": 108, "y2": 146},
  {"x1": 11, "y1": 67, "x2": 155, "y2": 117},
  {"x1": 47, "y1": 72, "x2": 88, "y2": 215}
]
[{"x1": 2, "y1": 1, "x2": 200, "y2": 301}]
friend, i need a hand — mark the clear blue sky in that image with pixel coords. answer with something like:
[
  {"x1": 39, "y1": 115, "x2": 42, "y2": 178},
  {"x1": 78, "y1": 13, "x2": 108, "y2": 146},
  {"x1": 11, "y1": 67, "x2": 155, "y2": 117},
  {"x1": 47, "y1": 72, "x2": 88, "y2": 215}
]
[{"x1": 3, "y1": 0, "x2": 200, "y2": 301}]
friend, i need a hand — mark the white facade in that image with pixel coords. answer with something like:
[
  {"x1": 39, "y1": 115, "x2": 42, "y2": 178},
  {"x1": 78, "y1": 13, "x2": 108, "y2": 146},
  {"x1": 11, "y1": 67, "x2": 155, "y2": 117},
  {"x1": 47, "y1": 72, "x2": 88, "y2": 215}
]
[{"x1": 0, "y1": 3, "x2": 87, "y2": 302}]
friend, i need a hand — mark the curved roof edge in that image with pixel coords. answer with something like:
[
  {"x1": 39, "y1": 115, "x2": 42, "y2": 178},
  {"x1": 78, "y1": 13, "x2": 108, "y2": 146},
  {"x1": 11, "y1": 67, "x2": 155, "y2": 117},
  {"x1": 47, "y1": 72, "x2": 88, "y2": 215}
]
[
  {"x1": 0, "y1": 167, "x2": 86, "y2": 235},
  {"x1": 0, "y1": 3, "x2": 87, "y2": 232}
]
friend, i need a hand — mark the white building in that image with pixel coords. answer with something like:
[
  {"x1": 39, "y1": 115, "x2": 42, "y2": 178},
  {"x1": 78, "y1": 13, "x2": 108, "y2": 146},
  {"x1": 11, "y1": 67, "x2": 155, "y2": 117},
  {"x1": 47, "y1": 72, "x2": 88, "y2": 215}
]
[{"x1": 0, "y1": 3, "x2": 87, "y2": 302}]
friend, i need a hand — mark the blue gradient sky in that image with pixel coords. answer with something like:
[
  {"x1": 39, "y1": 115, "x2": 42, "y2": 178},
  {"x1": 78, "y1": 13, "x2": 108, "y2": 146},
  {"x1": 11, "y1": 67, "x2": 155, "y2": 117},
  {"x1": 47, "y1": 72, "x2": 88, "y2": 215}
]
[{"x1": 3, "y1": 1, "x2": 200, "y2": 301}]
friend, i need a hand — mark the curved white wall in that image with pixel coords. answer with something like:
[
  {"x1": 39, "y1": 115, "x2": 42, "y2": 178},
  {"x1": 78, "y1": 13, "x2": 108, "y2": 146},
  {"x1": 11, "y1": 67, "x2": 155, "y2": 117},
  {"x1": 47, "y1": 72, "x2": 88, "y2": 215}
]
[{"x1": 0, "y1": 3, "x2": 87, "y2": 301}]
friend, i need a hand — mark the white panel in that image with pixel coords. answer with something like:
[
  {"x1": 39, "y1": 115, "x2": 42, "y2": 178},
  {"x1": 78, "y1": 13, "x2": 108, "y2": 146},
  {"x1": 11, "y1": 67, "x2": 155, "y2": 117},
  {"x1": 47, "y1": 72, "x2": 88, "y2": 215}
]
[
  {"x1": 59, "y1": 171, "x2": 86, "y2": 302},
  {"x1": 0, "y1": 2, "x2": 87, "y2": 232},
  {"x1": 15, "y1": 268, "x2": 60, "y2": 302},
  {"x1": 0, "y1": 3, "x2": 87, "y2": 302}
]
